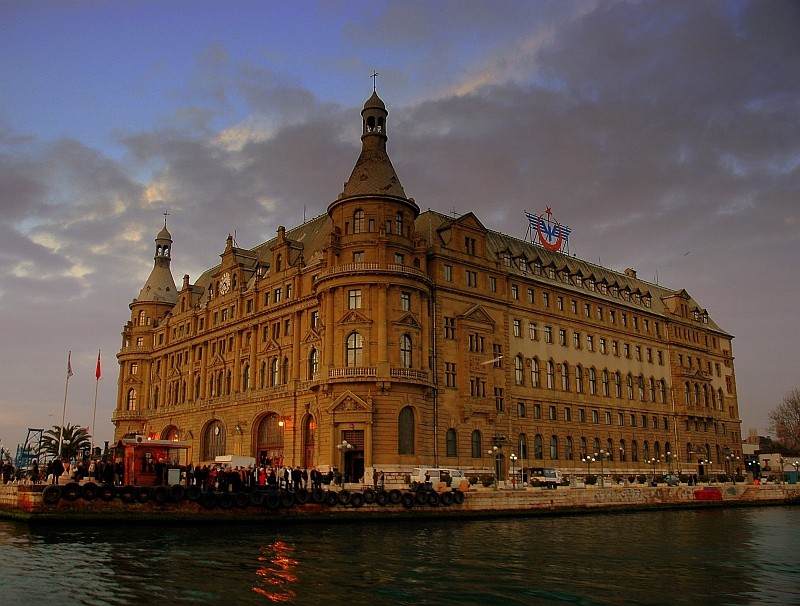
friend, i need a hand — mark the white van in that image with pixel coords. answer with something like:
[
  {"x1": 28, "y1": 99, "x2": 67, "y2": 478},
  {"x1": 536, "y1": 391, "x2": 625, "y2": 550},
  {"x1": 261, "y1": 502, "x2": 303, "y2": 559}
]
[{"x1": 408, "y1": 467, "x2": 470, "y2": 491}]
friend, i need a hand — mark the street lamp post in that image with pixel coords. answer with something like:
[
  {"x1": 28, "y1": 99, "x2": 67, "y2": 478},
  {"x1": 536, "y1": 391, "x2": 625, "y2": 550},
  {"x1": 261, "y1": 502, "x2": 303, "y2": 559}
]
[
  {"x1": 648, "y1": 457, "x2": 659, "y2": 484},
  {"x1": 487, "y1": 446, "x2": 498, "y2": 488},
  {"x1": 595, "y1": 450, "x2": 609, "y2": 488},
  {"x1": 581, "y1": 454, "x2": 595, "y2": 483},
  {"x1": 510, "y1": 453, "x2": 518, "y2": 489},
  {"x1": 337, "y1": 440, "x2": 352, "y2": 486}
]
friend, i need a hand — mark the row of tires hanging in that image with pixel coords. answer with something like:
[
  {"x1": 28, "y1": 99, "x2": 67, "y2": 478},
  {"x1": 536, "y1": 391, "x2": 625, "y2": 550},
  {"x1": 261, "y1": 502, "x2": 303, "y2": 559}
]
[{"x1": 40, "y1": 482, "x2": 466, "y2": 510}]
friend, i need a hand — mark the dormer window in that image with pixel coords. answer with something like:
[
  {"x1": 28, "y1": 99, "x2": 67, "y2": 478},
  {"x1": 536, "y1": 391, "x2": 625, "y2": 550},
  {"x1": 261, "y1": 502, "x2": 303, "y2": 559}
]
[
  {"x1": 519, "y1": 258, "x2": 527, "y2": 273},
  {"x1": 275, "y1": 254, "x2": 282, "y2": 272}
]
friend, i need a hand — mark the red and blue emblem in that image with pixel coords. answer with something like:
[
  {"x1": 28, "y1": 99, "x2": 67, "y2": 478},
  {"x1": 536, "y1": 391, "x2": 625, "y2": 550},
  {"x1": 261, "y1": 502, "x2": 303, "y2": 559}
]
[{"x1": 525, "y1": 207, "x2": 571, "y2": 253}]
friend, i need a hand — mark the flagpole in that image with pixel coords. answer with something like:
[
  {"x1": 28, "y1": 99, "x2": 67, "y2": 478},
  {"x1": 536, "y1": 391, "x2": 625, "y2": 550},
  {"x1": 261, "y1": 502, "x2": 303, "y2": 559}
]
[
  {"x1": 91, "y1": 350, "x2": 101, "y2": 456},
  {"x1": 58, "y1": 351, "x2": 72, "y2": 459}
]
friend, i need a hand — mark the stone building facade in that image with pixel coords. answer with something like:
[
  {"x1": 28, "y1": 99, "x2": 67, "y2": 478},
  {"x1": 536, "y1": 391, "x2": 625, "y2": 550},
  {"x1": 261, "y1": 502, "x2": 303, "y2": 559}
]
[{"x1": 113, "y1": 91, "x2": 743, "y2": 481}]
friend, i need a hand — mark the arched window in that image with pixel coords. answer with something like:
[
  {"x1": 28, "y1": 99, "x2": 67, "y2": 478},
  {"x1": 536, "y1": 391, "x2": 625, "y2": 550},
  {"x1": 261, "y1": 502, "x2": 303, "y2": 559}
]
[
  {"x1": 203, "y1": 421, "x2": 226, "y2": 461},
  {"x1": 685, "y1": 382, "x2": 691, "y2": 405},
  {"x1": 660, "y1": 379, "x2": 667, "y2": 404},
  {"x1": 346, "y1": 332, "x2": 363, "y2": 366},
  {"x1": 446, "y1": 428, "x2": 457, "y2": 457},
  {"x1": 515, "y1": 355, "x2": 524, "y2": 385},
  {"x1": 282, "y1": 357, "x2": 289, "y2": 384},
  {"x1": 260, "y1": 361, "x2": 267, "y2": 389},
  {"x1": 216, "y1": 371, "x2": 223, "y2": 396},
  {"x1": 703, "y1": 385, "x2": 709, "y2": 407},
  {"x1": 561, "y1": 363, "x2": 570, "y2": 391},
  {"x1": 127, "y1": 388, "x2": 137, "y2": 411},
  {"x1": 694, "y1": 383, "x2": 700, "y2": 405},
  {"x1": 518, "y1": 434, "x2": 528, "y2": 460},
  {"x1": 398, "y1": 407, "x2": 415, "y2": 455},
  {"x1": 242, "y1": 365, "x2": 250, "y2": 390},
  {"x1": 400, "y1": 334, "x2": 412, "y2": 368},
  {"x1": 580, "y1": 437, "x2": 587, "y2": 457},
  {"x1": 643, "y1": 441, "x2": 650, "y2": 462},
  {"x1": 550, "y1": 435, "x2": 559, "y2": 460},
  {"x1": 606, "y1": 438, "x2": 614, "y2": 459},
  {"x1": 576, "y1": 365, "x2": 584, "y2": 393},
  {"x1": 602, "y1": 370, "x2": 610, "y2": 396},
  {"x1": 593, "y1": 437, "x2": 601, "y2": 453},
  {"x1": 137, "y1": 310, "x2": 146, "y2": 326},
  {"x1": 565, "y1": 436, "x2": 574, "y2": 460},
  {"x1": 353, "y1": 209, "x2": 365, "y2": 233},
  {"x1": 546, "y1": 361, "x2": 555, "y2": 389},
  {"x1": 638, "y1": 375, "x2": 645, "y2": 401},
  {"x1": 632, "y1": 440, "x2": 639, "y2": 462},
  {"x1": 589, "y1": 367, "x2": 597, "y2": 395},
  {"x1": 395, "y1": 211, "x2": 403, "y2": 235},
  {"x1": 151, "y1": 387, "x2": 158, "y2": 410},
  {"x1": 534, "y1": 434, "x2": 543, "y2": 459},
  {"x1": 619, "y1": 439, "x2": 627, "y2": 461},
  {"x1": 471, "y1": 430, "x2": 482, "y2": 458},
  {"x1": 194, "y1": 376, "x2": 201, "y2": 399},
  {"x1": 654, "y1": 441, "x2": 661, "y2": 459},
  {"x1": 531, "y1": 358, "x2": 540, "y2": 387},
  {"x1": 225, "y1": 370, "x2": 232, "y2": 395},
  {"x1": 627, "y1": 374, "x2": 634, "y2": 400},
  {"x1": 271, "y1": 358, "x2": 279, "y2": 386},
  {"x1": 615, "y1": 372, "x2": 622, "y2": 398},
  {"x1": 308, "y1": 348, "x2": 319, "y2": 380},
  {"x1": 718, "y1": 388, "x2": 724, "y2": 410}
]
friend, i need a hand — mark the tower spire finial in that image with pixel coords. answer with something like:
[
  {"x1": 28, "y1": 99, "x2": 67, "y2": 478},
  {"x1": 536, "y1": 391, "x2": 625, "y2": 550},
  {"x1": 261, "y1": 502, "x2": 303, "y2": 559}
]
[
  {"x1": 163, "y1": 210, "x2": 169, "y2": 228},
  {"x1": 371, "y1": 71, "x2": 378, "y2": 92}
]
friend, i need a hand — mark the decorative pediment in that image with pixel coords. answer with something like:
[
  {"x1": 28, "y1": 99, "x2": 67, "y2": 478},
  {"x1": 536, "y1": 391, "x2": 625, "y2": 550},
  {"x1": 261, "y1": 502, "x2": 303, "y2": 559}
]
[
  {"x1": 124, "y1": 375, "x2": 143, "y2": 386},
  {"x1": 327, "y1": 391, "x2": 373, "y2": 414},
  {"x1": 394, "y1": 312, "x2": 421, "y2": 329},
  {"x1": 210, "y1": 353, "x2": 226, "y2": 368},
  {"x1": 339, "y1": 309, "x2": 371, "y2": 325},
  {"x1": 302, "y1": 329, "x2": 321, "y2": 345},
  {"x1": 458, "y1": 304, "x2": 495, "y2": 326},
  {"x1": 260, "y1": 339, "x2": 280, "y2": 354}
]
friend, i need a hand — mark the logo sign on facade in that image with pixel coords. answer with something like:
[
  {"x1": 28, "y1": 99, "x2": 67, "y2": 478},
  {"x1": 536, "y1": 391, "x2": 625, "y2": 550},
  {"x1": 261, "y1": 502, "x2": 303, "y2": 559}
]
[{"x1": 525, "y1": 207, "x2": 571, "y2": 254}]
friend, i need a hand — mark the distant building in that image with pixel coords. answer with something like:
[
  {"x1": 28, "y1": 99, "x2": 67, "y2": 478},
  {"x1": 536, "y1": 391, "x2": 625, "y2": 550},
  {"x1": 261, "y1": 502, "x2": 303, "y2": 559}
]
[{"x1": 114, "y1": 90, "x2": 743, "y2": 481}]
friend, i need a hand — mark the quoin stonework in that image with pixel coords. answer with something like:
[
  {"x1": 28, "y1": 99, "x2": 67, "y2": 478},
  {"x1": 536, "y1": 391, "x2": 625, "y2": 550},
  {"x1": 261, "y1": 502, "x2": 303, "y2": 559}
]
[{"x1": 114, "y1": 90, "x2": 742, "y2": 482}]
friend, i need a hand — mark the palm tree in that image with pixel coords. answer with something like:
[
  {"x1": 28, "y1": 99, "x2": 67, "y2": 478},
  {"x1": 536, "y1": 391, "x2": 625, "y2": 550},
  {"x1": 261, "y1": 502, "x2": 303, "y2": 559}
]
[{"x1": 39, "y1": 424, "x2": 92, "y2": 460}]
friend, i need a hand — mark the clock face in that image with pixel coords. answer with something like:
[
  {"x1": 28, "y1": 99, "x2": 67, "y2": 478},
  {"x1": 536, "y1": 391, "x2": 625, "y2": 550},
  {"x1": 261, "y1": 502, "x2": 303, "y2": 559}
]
[{"x1": 220, "y1": 271, "x2": 231, "y2": 295}]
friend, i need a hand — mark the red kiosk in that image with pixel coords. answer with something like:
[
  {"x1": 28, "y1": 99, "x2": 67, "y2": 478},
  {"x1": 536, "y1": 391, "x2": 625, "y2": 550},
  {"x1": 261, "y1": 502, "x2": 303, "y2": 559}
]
[{"x1": 116, "y1": 437, "x2": 190, "y2": 486}]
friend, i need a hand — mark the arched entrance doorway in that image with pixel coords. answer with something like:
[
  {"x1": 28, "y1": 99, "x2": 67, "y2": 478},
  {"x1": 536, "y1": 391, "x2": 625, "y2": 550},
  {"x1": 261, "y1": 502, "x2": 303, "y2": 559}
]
[
  {"x1": 256, "y1": 414, "x2": 284, "y2": 467},
  {"x1": 303, "y1": 415, "x2": 316, "y2": 469}
]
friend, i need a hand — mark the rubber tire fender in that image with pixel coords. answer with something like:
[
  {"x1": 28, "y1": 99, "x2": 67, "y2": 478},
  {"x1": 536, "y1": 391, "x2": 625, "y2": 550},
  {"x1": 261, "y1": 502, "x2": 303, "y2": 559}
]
[
  {"x1": 201, "y1": 491, "x2": 217, "y2": 509},
  {"x1": 349, "y1": 492, "x2": 365, "y2": 508},
  {"x1": 337, "y1": 489, "x2": 352, "y2": 506},
  {"x1": 452, "y1": 489, "x2": 465, "y2": 504},
  {"x1": 324, "y1": 490, "x2": 339, "y2": 507},
  {"x1": 169, "y1": 484, "x2": 186, "y2": 502},
  {"x1": 218, "y1": 492, "x2": 234, "y2": 509},
  {"x1": 266, "y1": 492, "x2": 282, "y2": 510},
  {"x1": 401, "y1": 492, "x2": 415, "y2": 508},
  {"x1": 120, "y1": 485, "x2": 136, "y2": 504},
  {"x1": 234, "y1": 491, "x2": 250, "y2": 508},
  {"x1": 249, "y1": 491, "x2": 266, "y2": 507},
  {"x1": 81, "y1": 482, "x2": 99, "y2": 501},
  {"x1": 152, "y1": 485, "x2": 169, "y2": 504},
  {"x1": 99, "y1": 484, "x2": 116, "y2": 502},
  {"x1": 63, "y1": 482, "x2": 81, "y2": 501},
  {"x1": 295, "y1": 488, "x2": 310, "y2": 505},
  {"x1": 280, "y1": 491, "x2": 295, "y2": 507},
  {"x1": 415, "y1": 490, "x2": 428, "y2": 505},
  {"x1": 375, "y1": 490, "x2": 388, "y2": 506},
  {"x1": 362, "y1": 488, "x2": 376, "y2": 504},
  {"x1": 388, "y1": 489, "x2": 403, "y2": 505},
  {"x1": 311, "y1": 488, "x2": 326, "y2": 504},
  {"x1": 186, "y1": 485, "x2": 202, "y2": 501},
  {"x1": 135, "y1": 486, "x2": 152, "y2": 503},
  {"x1": 427, "y1": 491, "x2": 440, "y2": 507},
  {"x1": 440, "y1": 491, "x2": 454, "y2": 506},
  {"x1": 42, "y1": 484, "x2": 62, "y2": 505}
]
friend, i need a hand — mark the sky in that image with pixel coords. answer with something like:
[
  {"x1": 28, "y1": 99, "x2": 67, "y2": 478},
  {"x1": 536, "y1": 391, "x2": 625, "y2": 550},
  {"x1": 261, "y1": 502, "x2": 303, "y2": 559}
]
[{"x1": 1, "y1": 0, "x2": 798, "y2": 456}]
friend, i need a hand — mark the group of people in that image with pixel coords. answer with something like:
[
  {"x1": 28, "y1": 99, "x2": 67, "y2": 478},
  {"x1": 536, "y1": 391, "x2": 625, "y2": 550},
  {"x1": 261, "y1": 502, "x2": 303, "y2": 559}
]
[
  {"x1": 0, "y1": 457, "x2": 124, "y2": 486},
  {"x1": 185, "y1": 464, "x2": 334, "y2": 493}
]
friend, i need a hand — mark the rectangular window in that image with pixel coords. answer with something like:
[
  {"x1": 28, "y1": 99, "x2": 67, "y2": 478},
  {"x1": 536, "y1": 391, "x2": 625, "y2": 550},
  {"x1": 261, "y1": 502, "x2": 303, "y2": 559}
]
[
  {"x1": 564, "y1": 407, "x2": 572, "y2": 421},
  {"x1": 592, "y1": 410, "x2": 599, "y2": 424},
  {"x1": 544, "y1": 326, "x2": 553, "y2": 343},
  {"x1": 490, "y1": 276, "x2": 497, "y2": 292},
  {"x1": 274, "y1": 287, "x2": 282, "y2": 302},
  {"x1": 353, "y1": 251, "x2": 365, "y2": 263},
  {"x1": 517, "y1": 402, "x2": 526, "y2": 418},
  {"x1": 527, "y1": 288, "x2": 534, "y2": 304},
  {"x1": 444, "y1": 317, "x2": 456, "y2": 339},
  {"x1": 579, "y1": 408, "x2": 586, "y2": 423},
  {"x1": 557, "y1": 296, "x2": 564, "y2": 311},
  {"x1": 513, "y1": 319, "x2": 521, "y2": 338},
  {"x1": 618, "y1": 412, "x2": 624, "y2": 426},
  {"x1": 573, "y1": 332, "x2": 581, "y2": 348},
  {"x1": 571, "y1": 299, "x2": 577, "y2": 314},
  {"x1": 444, "y1": 264, "x2": 452, "y2": 282},
  {"x1": 529, "y1": 322, "x2": 538, "y2": 340},
  {"x1": 401, "y1": 291, "x2": 411, "y2": 311},
  {"x1": 348, "y1": 289, "x2": 362, "y2": 309},
  {"x1": 445, "y1": 362, "x2": 456, "y2": 387},
  {"x1": 495, "y1": 388, "x2": 504, "y2": 412},
  {"x1": 465, "y1": 270, "x2": 477, "y2": 287},
  {"x1": 630, "y1": 413, "x2": 637, "y2": 427},
  {"x1": 543, "y1": 293, "x2": 550, "y2": 307},
  {"x1": 605, "y1": 411, "x2": 612, "y2": 425},
  {"x1": 549, "y1": 405, "x2": 557, "y2": 421},
  {"x1": 587, "y1": 335, "x2": 594, "y2": 352},
  {"x1": 511, "y1": 284, "x2": 518, "y2": 299},
  {"x1": 559, "y1": 328, "x2": 567, "y2": 346}
]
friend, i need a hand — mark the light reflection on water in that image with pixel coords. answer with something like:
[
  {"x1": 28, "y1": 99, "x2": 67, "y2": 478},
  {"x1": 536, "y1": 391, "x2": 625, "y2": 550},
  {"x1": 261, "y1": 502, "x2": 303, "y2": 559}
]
[{"x1": 0, "y1": 507, "x2": 798, "y2": 605}]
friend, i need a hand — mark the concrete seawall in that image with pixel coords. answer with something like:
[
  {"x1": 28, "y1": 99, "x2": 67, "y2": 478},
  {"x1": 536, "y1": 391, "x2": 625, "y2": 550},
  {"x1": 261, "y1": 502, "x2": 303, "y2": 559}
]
[{"x1": 1, "y1": 482, "x2": 798, "y2": 523}]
